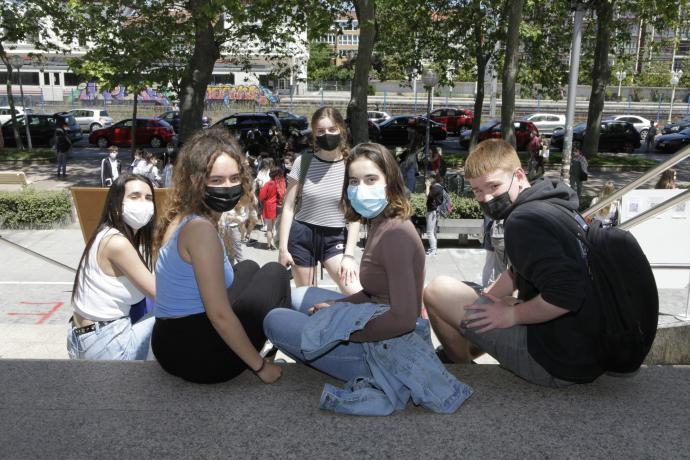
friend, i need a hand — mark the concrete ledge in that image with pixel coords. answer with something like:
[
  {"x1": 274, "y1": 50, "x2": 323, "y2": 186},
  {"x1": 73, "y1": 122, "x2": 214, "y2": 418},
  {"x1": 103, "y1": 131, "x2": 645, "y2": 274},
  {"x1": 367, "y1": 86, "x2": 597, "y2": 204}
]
[
  {"x1": 1, "y1": 360, "x2": 688, "y2": 458},
  {"x1": 646, "y1": 321, "x2": 690, "y2": 364}
]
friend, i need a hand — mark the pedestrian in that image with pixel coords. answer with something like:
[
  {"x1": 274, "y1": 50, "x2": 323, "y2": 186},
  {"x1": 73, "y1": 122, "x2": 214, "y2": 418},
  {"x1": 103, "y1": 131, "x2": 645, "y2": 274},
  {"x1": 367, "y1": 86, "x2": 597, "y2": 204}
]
[
  {"x1": 589, "y1": 180, "x2": 619, "y2": 228},
  {"x1": 130, "y1": 148, "x2": 145, "y2": 173},
  {"x1": 655, "y1": 169, "x2": 677, "y2": 189},
  {"x1": 569, "y1": 147, "x2": 588, "y2": 201},
  {"x1": 68, "y1": 173, "x2": 157, "y2": 360},
  {"x1": 399, "y1": 147, "x2": 418, "y2": 194},
  {"x1": 527, "y1": 133, "x2": 544, "y2": 181},
  {"x1": 140, "y1": 151, "x2": 161, "y2": 187},
  {"x1": 278, "y1": 106, "x2": 362, "y2": 294},
  {"x1": 645, "y1": 121, "x2": 658, "y2": 152},
  {"x1": 425, "y1": 173, "x2": 444, "y2": 256},
  {"x1": 258, "y1": 167, "x2": 285, "y2": 250},
  {"x1": 101, "y1": 146, "x2": 122, "y2": 187},
  {"x1": 429, "y1": 146, "x2": 447, "y2": 178},
  {"x1": 151, "y1": 128, "x2": 290, "y2": 384},
  {"x1": 54, "y1": 126, "x2": 71, "y2": 178}
]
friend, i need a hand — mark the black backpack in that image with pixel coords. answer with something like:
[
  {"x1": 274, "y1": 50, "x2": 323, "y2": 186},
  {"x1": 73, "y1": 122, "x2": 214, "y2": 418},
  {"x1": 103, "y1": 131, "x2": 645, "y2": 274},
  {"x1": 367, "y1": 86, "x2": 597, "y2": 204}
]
[
  {"x1": 437, "y1": 187, "x2": 453, "y2": 218},
  {"x1": 551, "y1": 204, "x2": 658, "y2": 374}
]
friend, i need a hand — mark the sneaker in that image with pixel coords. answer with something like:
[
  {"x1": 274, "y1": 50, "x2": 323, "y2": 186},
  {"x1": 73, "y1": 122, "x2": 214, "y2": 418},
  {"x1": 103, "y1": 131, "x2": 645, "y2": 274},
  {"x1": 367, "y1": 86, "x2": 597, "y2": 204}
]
[{"x1": 426, "y1": 249, "x2": 437, "y2": 256}]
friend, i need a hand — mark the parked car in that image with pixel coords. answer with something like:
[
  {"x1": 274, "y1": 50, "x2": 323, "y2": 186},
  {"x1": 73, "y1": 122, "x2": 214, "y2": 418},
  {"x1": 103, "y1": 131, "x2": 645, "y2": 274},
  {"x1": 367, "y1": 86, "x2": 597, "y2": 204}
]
[
  {"x1": 662, "y1": 116, "x2": 690, "y2": 135},
  {"x1": 88, "y1": 117, "x2": 175, "y2": 148},
  {"x1": 54, "y1": 112, "x2": 83, "y2": 142},
  {"x1": 213, "y1": 112, "x2": 283, "y2": 142},
  {"x1": 549, "y1": 120, "x2": 641, "y2": 153},
  {"x1": 459, "y1": 120, "x2": 539, "y2": 150},
  {"x1": 654, "y1": 127, "x2": 690, "y2": 153},
  {"x1": 367, "y1": 110, "x2": 391, "y2": 124},
  {"x1": 519, "y1": 113, "x2": 565, "y2": 136},
  {"x1": 603, "y1": 114, "x2": 652, "y2": 141},
  {"x1": 429, "y1": 107, "x2": 473, "y2": 134},
  {"x1": 0, "y1": 106, "x2": 33, "y2": 124},
  {"x1": 370, "y1": 115, "x2": 447, "y2": 146},
  {"x1": 1, "y1": 114, "x2": 62, "y2": 147},
  {"x1": 67, "y1": 109, "x2": 113, "y2": 133},
  {"x1": 265, "y1": 110, "x2": 307, "y2": 135}
]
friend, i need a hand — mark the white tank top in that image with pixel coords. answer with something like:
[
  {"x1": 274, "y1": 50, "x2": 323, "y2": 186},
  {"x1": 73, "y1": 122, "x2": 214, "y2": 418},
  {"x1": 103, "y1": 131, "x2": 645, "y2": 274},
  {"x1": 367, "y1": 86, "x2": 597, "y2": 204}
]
[{"x1": 73, "y1": 227, "x2": 145, "y2": 321}]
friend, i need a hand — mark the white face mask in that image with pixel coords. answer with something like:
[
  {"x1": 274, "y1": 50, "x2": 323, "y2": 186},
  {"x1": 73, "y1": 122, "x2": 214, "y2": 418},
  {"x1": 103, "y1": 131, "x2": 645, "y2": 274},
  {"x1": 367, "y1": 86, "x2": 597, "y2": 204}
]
[{"x1": 122, "y1": 200, "x2": 154, "y2": 230}]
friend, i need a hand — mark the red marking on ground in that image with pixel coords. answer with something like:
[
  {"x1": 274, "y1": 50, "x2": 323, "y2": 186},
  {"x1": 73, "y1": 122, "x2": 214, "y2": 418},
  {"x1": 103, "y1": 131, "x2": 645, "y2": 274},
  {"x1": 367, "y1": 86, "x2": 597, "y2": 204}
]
[{"x1": 7, "y1": 301, "x2": 65, "y2": 324}]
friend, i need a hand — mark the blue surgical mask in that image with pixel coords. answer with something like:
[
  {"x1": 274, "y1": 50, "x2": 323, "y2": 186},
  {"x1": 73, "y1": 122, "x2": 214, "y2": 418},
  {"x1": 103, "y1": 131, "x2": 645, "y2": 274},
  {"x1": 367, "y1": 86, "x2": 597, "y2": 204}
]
[{"x1": 347, "y1": 184, "x2": 388, "y2": 219}]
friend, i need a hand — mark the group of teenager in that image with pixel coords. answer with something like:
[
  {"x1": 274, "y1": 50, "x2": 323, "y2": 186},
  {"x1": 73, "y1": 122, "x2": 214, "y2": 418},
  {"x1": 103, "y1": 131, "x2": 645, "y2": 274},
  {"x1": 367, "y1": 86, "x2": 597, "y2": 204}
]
[{"x1": 68, "y1": 106, "x2": 639, "y2": 414}]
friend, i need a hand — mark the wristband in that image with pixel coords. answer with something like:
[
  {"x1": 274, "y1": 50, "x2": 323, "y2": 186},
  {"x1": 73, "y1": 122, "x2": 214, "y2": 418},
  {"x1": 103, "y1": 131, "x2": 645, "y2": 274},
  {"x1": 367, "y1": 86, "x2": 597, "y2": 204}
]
[{"x1": 252, "y1": 358, "x2": 266, "y2": 374}]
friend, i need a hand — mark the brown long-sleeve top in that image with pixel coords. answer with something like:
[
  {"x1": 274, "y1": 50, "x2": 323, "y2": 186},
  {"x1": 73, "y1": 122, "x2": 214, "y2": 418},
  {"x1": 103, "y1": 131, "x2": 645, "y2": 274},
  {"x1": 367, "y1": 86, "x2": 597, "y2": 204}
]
[{"x1": 341, "y1": 216, "x2": 426, "y2": 342}]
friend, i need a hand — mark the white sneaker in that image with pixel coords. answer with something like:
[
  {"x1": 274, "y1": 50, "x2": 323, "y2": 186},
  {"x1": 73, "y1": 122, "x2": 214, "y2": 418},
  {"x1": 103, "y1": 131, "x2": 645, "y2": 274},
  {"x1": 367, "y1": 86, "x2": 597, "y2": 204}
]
[{"x1": 426, "y1": 249, "x2": 437, "y2": 256}]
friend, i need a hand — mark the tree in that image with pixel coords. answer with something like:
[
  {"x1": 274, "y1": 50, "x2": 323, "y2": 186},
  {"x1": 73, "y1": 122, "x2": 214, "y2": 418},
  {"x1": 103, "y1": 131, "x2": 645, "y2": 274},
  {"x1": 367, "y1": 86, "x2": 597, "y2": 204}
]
[
  {"x1": 500, "y1": 0, "x2": 525, "y2": 147},
  {"x1": 69, "y1": 1, "x2": 179, "y2": 154},
  {"x1": 0, "y1": 1, "x2": 69, "y2": 148},
  {"x1": 348, "y1": 0, "x2": 377, "y2": 145}
]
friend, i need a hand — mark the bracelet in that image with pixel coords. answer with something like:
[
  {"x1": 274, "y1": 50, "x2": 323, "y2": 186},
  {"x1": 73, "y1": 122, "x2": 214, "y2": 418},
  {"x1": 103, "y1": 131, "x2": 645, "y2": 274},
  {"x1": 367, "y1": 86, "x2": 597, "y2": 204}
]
[{"x1": 252, "y1": 358, "x2": 266, "y2": 374}]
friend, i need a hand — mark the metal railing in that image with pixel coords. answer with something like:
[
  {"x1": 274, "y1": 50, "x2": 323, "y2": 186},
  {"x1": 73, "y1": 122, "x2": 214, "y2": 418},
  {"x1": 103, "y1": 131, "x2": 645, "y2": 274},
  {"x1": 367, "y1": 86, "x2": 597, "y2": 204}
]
[{"x1": 583, "y1": 144, "x2": 690, "y2": 219}]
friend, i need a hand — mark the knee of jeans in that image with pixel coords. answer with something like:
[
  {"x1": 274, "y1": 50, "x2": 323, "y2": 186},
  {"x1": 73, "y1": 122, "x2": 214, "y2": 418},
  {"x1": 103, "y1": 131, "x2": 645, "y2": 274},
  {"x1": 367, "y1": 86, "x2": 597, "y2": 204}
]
[
  {"x1": 291, "y1": 286, "x2": 311, "y2": 308},
  {"x1": 262, "y1": 261, "x2": 288, "y2": 281},
  {"x1": 236, "y1": 259, "x2": 260, "y2": 273},
  {"x1": 263, "y1": 309, "x2": 283, "y2": 341}
]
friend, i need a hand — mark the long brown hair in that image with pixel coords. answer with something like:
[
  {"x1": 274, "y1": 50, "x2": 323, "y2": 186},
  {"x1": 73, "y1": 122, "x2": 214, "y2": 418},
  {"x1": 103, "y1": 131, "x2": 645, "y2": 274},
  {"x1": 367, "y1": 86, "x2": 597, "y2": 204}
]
[
  {"x1": 72, "y1": 173, "x2": 156, "y2": 304},
  {"x1": 655, "y1": 169, "x2": 676, "y2": 190},
  {"x1": 154, "y1": 128, "x2": 253, "y2": 253},
  {"x1": 311, "y1": 106, "x2": 350, "y2": 158},
  {"x1": 341, "y1": 142, "x2": 411, "y2": 222}
]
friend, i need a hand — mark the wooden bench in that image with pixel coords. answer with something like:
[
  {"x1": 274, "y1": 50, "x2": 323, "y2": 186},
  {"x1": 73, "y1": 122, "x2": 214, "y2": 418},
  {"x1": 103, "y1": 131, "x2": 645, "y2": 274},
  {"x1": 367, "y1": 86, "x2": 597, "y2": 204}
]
[{"x1": 0, "y1": 171, "x2": 29, "y2": 185}]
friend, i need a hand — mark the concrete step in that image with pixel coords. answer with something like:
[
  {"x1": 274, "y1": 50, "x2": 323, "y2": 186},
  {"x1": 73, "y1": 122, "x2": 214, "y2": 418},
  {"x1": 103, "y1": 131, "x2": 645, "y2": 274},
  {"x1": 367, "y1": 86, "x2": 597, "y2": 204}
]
[{"x1": 1, "y1": 359, "x2": 688, "y2": 458}]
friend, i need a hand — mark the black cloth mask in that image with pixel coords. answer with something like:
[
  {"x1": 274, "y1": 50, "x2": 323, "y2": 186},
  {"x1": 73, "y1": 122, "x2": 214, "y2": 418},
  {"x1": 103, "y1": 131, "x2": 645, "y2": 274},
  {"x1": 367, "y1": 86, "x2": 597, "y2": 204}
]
[
  {"x1": 316, "y1": 133, "x2": 341, "y2": 151},
  {"x1": 479, "y1": 174, "x2": 515, "y2": 221},
  {"x1": 204, "y1": 184, "x2": 243, "y2": 212}
]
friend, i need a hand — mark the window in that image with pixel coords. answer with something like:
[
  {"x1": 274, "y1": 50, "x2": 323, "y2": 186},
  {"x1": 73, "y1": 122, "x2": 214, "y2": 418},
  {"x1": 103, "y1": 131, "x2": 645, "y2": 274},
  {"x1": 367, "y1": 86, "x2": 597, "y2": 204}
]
[
  {"x1": 0, "y1": 72, "x2": 7, "y2": 84},
  {"x1": 223, "y1": 117, "x2": 238, "y2": 127},
  {"x1": 210, "y1": 73, "x2": 235, "y2": 84},
  {"x1": 547, "y1": 116, "x2": 560, "y2": 122},
  {"x1": 530, "y1": 115, "x2": 544, "y2": 122},
  {"x1": 19, "y1": 72, "x2": 39, "y2": 85},
  {"x1": 63, "y1": 72, "x2": 81, "y2": 86},
  {"x1": 43, "y1": 72, "x2": 50, "y2": 85},
  {"x1": 99, "y1": 111, "x2": 109, "y2": 117}
]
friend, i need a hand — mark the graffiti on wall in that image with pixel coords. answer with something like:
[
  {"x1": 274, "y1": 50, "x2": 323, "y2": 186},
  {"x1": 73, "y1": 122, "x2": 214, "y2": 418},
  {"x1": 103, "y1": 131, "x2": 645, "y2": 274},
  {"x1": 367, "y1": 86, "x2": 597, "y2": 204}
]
[
  {"x1": 206, "y1": 84, "x2": 279, "y2": 105},
  {"x1": 76, "y1": 80, "x2": 169, "y2": 105}
]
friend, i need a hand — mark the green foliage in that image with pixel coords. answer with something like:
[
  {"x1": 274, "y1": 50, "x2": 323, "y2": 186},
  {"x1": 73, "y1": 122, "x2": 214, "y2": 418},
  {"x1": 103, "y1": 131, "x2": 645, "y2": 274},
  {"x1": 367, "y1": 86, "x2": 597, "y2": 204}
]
[
  {"x1": 0, "y1": 188, "x2": 72, "y2": 228},
  {"x1": 409, "y1": 192, "x2": 483, "y2": 219},
  {"x1": 367, "y1": 84, "x2": 376, "y2": 96},
  {"x1": 0, "y1": 148, "x2": 56, "y2": 160}
]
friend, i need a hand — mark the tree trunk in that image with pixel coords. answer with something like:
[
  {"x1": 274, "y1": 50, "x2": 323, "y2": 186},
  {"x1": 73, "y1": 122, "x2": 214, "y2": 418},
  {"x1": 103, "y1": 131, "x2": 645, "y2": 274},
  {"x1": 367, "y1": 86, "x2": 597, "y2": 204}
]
[
  {"x1": 583, "y1": 0, "x2": 614, "y2": 157},
  {"x1": 347, "y1": 0, "x2": 376, "y2": 145},
  {"x1": 178, "y1": 1, "x2": 221, "y2": 144},
  {"x1": 131, "y1": 91, "x2": 138, "y2": 157},
  {"x1": 470, "y1": 55, "x2": 488, "y2": 152},
  {"x1": 0, "y1": 50, "x2": 24, "y2": 149},
  {"x1": 500, "y1": 0, "x2": 524, "y2": 148}
]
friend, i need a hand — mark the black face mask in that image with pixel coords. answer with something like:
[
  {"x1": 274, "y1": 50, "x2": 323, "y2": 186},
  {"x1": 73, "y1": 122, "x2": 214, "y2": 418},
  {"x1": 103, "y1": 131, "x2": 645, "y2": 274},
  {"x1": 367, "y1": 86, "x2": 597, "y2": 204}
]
[
  {"x1": 479, "y1": 174, "x2": 515, "y2": 221},
  {"x1": 479, "y1": 191, "x2": 513, "y2": 221},
  {"x1": 203, "y1": 184, "x2": 243, "y2": 213},
  {"x1": 316, "y1": 133, "x2": 341, "y2": 151}
]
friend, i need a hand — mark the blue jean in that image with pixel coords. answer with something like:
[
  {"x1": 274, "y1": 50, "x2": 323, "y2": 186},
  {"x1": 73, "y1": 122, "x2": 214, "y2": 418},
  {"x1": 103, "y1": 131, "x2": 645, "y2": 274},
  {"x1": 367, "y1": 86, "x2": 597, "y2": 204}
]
[
  {"x1": 67, "y1": 314, "x2": 154, "y2": 360},
  {"x1": 264, "y1": 286, "x2": 373, "y2": 381}
]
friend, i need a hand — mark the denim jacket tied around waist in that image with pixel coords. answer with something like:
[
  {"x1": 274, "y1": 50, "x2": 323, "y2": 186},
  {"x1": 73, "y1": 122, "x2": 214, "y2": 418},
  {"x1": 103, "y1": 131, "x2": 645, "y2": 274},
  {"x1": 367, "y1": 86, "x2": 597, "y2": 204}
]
[{"x1": 301, "y1": 302, "x2": 474, "y2": 416}]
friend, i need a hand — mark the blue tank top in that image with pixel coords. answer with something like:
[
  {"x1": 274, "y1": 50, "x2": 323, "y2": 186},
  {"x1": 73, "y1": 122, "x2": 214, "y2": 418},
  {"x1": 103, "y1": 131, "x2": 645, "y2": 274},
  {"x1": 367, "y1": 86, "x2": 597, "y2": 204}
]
[{"x1": 155, "y1": 215, "x2": 234, "y2": 318}]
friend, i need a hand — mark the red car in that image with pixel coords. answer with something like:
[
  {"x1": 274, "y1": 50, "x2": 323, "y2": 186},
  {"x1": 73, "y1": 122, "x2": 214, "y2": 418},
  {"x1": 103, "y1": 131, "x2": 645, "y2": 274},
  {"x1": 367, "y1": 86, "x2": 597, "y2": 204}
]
[
  {"x1": 460, "y1": 120, "x2": 539, "y2": 151},
  {"x1": 429, "y1": 107, "x2": 474, "y2": 134},
  {"x1": 89, "y1": 117, "x2": 175, "y2": 148}
]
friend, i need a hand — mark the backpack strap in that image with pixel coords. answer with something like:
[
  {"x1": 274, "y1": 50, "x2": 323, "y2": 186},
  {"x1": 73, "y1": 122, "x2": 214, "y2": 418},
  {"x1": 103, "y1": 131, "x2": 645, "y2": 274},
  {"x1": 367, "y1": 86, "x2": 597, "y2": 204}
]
[{"x1": 294, "y1": 150, "x2": 313, "y2": 214}]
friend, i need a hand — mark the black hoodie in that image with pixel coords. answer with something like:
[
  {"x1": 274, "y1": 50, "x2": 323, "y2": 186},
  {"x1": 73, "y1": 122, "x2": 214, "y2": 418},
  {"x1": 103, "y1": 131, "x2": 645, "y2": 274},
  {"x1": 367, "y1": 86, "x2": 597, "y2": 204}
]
[{"x1": 503, "y1": 178, "x2": 604, "y2": 383}]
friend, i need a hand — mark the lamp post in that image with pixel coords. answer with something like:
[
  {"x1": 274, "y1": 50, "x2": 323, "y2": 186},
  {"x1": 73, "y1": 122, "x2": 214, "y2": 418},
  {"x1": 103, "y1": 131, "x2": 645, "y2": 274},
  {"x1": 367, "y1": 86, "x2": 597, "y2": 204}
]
[
  {"x1": 668, "y1": 69, "x2": 683, "y2": 123},
  {"x1": 10, "y1": 55, "x2": 32, "y2": 150},
  {"x1": 422, "y1": 69, "x2": 438, "y2": 178},
  {"x1": 616, "y1": 70, "x2": 626, "y2": 99}
]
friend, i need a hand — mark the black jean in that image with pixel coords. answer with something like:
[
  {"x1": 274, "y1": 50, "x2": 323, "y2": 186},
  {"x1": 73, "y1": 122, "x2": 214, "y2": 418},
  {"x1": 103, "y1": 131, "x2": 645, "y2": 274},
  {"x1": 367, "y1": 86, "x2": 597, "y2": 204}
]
[{"x1": 152, "y1": 260, "x2": 291, "y2": 384}]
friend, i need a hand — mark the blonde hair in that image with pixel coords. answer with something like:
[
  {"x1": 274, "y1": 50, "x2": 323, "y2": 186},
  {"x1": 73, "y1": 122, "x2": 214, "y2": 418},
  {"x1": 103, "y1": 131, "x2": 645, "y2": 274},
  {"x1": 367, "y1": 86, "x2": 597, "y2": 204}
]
[
  {"x1": 464, "y1": 139, "x2": 521, "y2": 179},
  {"x1": 596, "y1": 180, "x2": 616, "y2": 217}
]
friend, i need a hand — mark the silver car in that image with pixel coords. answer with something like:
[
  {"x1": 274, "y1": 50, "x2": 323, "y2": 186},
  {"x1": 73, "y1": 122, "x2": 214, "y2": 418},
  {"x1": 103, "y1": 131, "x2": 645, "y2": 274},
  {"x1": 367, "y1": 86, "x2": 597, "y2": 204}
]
[
  {"x1": 520, "y1": 113, "x2": 565, "y2": 136},
  {"x1": 604, "y1": 115, "x2": 652, "y2": 141},
  {"x1": 67, "y1": 109, "x2": 114, "y2": 133}
]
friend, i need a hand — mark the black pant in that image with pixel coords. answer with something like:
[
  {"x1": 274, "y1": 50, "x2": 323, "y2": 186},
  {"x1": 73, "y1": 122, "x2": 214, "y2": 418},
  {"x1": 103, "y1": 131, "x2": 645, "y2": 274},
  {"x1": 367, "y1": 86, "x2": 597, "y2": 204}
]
[{"x1": 152, "y1": 260, "x2": 291, "y2": 384}]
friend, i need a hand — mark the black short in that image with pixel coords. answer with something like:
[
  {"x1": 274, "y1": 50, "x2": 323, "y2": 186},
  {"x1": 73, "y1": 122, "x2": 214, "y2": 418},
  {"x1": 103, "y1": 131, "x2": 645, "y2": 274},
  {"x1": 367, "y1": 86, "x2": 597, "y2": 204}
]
[{"x1": 288, "y1": 220, "x2": 346, "y2": 267}]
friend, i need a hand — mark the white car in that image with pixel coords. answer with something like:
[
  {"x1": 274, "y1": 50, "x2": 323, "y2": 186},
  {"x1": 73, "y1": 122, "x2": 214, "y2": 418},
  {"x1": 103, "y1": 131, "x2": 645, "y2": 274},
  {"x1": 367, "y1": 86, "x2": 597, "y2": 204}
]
[
  {"x1": 520, "y1": 113, "x2": 565, "y2": 136},
  {"x1": 604, "y1": 115, "x2": 652, "y2": 141},
  {"x1": 0, "y1": 106, "x2": 33, "y2": 125},
  {"x1": 368, "y1": 110, "x2": 391, "y2": 124},
  {"x1": 67, "y1": 108, "x2": 114, "y2": 133}
]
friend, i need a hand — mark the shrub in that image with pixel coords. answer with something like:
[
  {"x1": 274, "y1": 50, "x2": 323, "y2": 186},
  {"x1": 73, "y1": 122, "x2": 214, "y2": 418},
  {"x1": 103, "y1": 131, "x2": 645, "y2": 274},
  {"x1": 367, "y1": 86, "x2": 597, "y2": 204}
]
[
  {"x1": 0, "y1": 188, "x2": 72, "y2": 228},
  {"x1": 410, "y1": 192, "x2": 483, "y2": 219},
  {"x1": 0, "y1": 148, "x2": 56, "y2": 161},
  {"x1": 367, "y1": 85, "x2": 376, "y2": 96}
]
